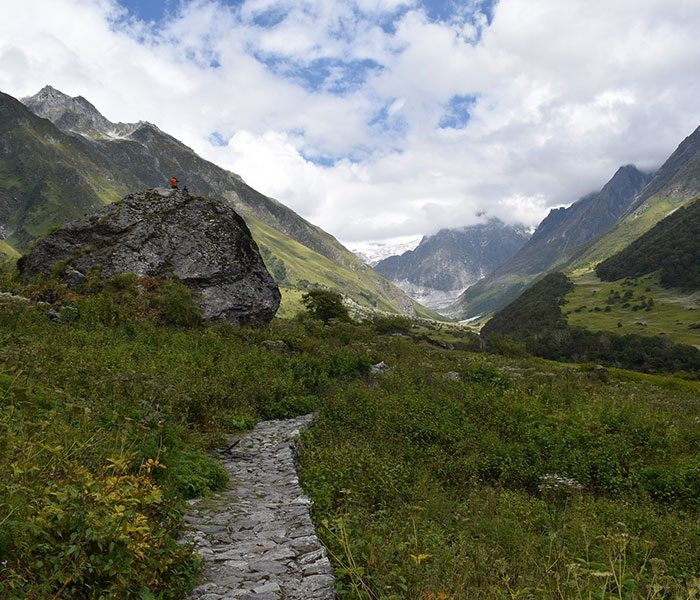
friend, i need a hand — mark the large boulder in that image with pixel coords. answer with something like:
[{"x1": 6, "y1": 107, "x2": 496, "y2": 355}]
[{"x1": 20, "y1": 188, "x2": 280, "y2": 324}]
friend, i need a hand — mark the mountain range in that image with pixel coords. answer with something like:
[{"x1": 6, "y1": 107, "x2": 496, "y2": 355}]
[
  {"x1": 447, "y1": 124, "x2": 700, "y2": 320},
  {"x1": 0, "y1": 86, "x2": 435, "y2": 318},
  {"x1": 373, "y1": 219, "x2": 531, "y2": 310},
  {"x1": 3, "y1": 85, "x2": 699, "y2": 327}
]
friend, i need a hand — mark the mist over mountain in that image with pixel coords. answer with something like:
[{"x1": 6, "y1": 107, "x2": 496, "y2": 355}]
[
  {"x1": 449, "y1": 164, "x2": 654, "y2": 318},
  {"x1": 374, "y1": 219, "x2": 531, "y2": 310},
  {"x1": 567, "y1": 125, "x2": 700, "y2": 273}
]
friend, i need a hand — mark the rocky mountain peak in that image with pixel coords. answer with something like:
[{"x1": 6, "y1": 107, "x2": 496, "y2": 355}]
[
  {"x1": 603, "y1": 164, "x2": 652, "y2": 197},
  {"x1": 33, "y1": 85, "x2": 69, "y2": 100},
  {"x1": 628, "y1": 125, "x2": 700, "y2": 209},
  {"x1": 22, "y1": 85, "x2": 162, "y2": 142},
  {"x1": 23, "y1": 85, "x2": 115, "y2": 138}
]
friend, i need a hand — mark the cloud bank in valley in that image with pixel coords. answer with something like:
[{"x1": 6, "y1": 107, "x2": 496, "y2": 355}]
[{"x1": 1, "y1": 0, "x2": 699, "y2": 244}]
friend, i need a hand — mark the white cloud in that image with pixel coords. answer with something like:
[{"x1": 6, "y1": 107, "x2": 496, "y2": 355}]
[{"x1": 0, "y1": 0, "x2": 699, "y2": 245}]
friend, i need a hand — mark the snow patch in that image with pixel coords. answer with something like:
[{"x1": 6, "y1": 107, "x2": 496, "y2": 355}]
[{"x1": 347, "y1": 235, "x2": 422, "y2": 266}]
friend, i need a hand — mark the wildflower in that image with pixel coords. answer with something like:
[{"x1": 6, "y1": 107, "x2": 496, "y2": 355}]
[{"x1": 538, "y1": 473, "x2": 583, "y2": 493}]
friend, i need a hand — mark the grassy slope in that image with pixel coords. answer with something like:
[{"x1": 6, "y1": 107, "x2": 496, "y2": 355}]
[
  {"x1": 451, "y1": 195, "x2": 696, "y2": 322},
  {"x1": 0, "y1": 240, "x2": 18, "y2": 258},
  {"x1": 560, "y1": 194, "x2": 700, "y2": 346},
  {"x1": 460, "y1": 193, "x2": 700, "y2": 338},
  {"x1": 246, "y1": 214, "x2": 441, "y2": 320},
  {"x1": 0, "y1": 274, "x2": 376, "y2": 598},
  {"x1": 569, "y1": 194, "x2": 697, "y2": 276},
  {"x1": 2, "y1": 268, "x2": 699, "y2": 598},
  {"x1": 0, "y1": 92, "x2": 135, "y2": 250},
  {"x1": 566, "y1": 272, "x2": 700, "y2": 347},
  {"x1": 300, "y1": 338, "x2": 700, "y2": 599}
]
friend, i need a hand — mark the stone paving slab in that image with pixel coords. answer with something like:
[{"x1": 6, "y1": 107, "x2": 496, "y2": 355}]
[{"x1": 182, "y1": 414, "x2": 335, "y2": 600}]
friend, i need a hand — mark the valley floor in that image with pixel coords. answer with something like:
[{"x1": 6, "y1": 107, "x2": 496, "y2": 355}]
[{"x1": 1, "y1": 268, "x2": 699, "y2": 599}]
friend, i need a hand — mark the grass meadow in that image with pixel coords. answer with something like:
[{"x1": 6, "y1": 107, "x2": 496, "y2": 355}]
[{"x1": 1, "y1": 266, "x2": 698, "y2": 598}]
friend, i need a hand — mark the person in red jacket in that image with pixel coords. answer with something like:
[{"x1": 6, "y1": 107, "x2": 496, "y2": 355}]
[{"x1": 170, "y1": 176, "x2": 178, "y2": 189}]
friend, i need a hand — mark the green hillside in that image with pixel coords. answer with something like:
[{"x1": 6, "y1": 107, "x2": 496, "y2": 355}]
[
  {"x1": 570, "y1": 126, "x2": 700, "y2": 276},
  {"x1": 453, "y1": 127, "x2": 700, "y2": 321},
  {"x1": 481, "y1": 272, "x2": 700, "y2": 374},
  {"x1": 448, "y1": 166, "x2": 653, "y2": 320},
  {"x1": 566, "y1": 272, "x2": 700, "y2": 348},
  {"x1": 0, "y1": 239, "x2": 19, "y2": 258},
  {"x1": 0, "y1": 92, "x2": 132, "y2": 250},
  {"x1": 569, "y1": 194, "x2": 699, "y2": 276},
  {"x1": 595, "y1": 197, "x2": 700, "y2": 290},
  {"x1": 246, "y1": 215, "x2": 438, "y2": 318},
  {"x1": 562, "y1": 198, "x2": 700, "y2": 348},
  {"x1": 2, "y1": 267, "x2": 700, "y2": 598}
]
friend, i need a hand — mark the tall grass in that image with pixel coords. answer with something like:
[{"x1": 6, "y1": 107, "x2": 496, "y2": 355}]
[
  {"x1": 299, "y1": 336, "x2": 700, "y2": 599},
  {"x1": 0, "y1": 269, "x2": 371, "y2": 598},
  {"x1": 1, "y1": 266, "x2": 699, "y2": 598}
]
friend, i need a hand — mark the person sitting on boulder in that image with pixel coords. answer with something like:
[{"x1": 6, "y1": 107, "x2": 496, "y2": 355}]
[{"x1": 170, "y1": 176, "x2": 178, "y2": 190}]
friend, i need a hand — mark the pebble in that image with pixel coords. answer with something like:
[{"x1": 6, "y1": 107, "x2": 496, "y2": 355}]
[{"x1": 182, "y1": 414, "x2": 335, "y2": 599}]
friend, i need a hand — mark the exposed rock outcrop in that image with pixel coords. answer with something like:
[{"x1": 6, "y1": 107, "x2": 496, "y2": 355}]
[{"x1": 19, "y1": 188, "x2": 280, "y2": 324}]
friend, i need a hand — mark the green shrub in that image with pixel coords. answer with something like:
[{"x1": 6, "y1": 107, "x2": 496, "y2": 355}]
[
  {"x1": 485, "y1": 333, "x2": 527, "y2": 357},
  {"x1": 301, "y1": 288, "x2": 351, "y2": 323},
  {"x1": 260, "y1": 394, "x2": 318, "y2": 420},
  {"x1": 149, "y1": 280, "x2": 202, "y2": 327},
  {"x1": 161, "y1": 449, "x2": 229, "y2": 499},
  {"x1": 372, "y1": 314, "x2": 413, "y2": 335}
]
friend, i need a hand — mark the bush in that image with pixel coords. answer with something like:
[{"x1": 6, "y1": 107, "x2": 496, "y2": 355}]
[
  {"x1": 161, "y1": 449, "x2": 229, "y2": 499},
  {"x1": 260, "y1": 394, "x2": 318, "y2": 420},
  {"x1": 486, "y1": 333, "x2": 527, "y2": 357},
  {"x1": 372, "y1": 314, "x2": 413, "y2": 335},
  {"x1": 0, "y1": 455, "x2": 198, "y2": 598},
  {"x1": 301, "y1": 289, "x2": 351, "y2": 323},
  {"x1": 149, "y1": 280, "x2": 202, "y2": 327}
]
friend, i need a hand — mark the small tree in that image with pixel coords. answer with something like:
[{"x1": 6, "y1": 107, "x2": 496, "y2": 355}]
[{"x1": 301, "y1": 288, "x2": 350, "y2": 323}]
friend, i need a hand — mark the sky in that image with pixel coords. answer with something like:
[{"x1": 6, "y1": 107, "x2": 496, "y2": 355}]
[{"x1": 1, "y1": 0, "x2": 700, "y2": 245}]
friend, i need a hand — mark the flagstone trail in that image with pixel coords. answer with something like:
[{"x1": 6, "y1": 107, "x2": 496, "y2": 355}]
[{"x1": 182, "y1": 414, "x2": 335, "y2": 600}]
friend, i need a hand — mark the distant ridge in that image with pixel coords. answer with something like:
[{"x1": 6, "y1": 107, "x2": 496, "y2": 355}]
[
  {"x1": 374, "y1": 219, "x2": 530, "y2": 310},
  {"x1": 449, "y1": 164, "x2": 653, "y2": 318}
]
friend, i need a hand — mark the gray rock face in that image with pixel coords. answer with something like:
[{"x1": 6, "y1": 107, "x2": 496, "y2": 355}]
[
  {"x1": 374, "y1": 218, "x2": 531, "y2": 310},
  {"x1": 375, "y1": 219, "x2": 531, "y2": 292},
  {"x1": 19, "y1": 188, "x2": 280, "y2": 324},
  {"x1": 22, "y1": 85, "x2": 150, "y2": 141},
  {"x1": 182, "y1": 415, "x2": 335, "y2": 600}
]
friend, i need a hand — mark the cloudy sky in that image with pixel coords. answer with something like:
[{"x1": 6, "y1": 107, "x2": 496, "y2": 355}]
[{"x1": 1, "y1": 0, "x2": 699, "y2": 245}]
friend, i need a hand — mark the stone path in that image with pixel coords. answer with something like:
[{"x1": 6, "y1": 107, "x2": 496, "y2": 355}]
[{"x1": 183, "y1": 414, "x2": 335, "y2": 600}]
